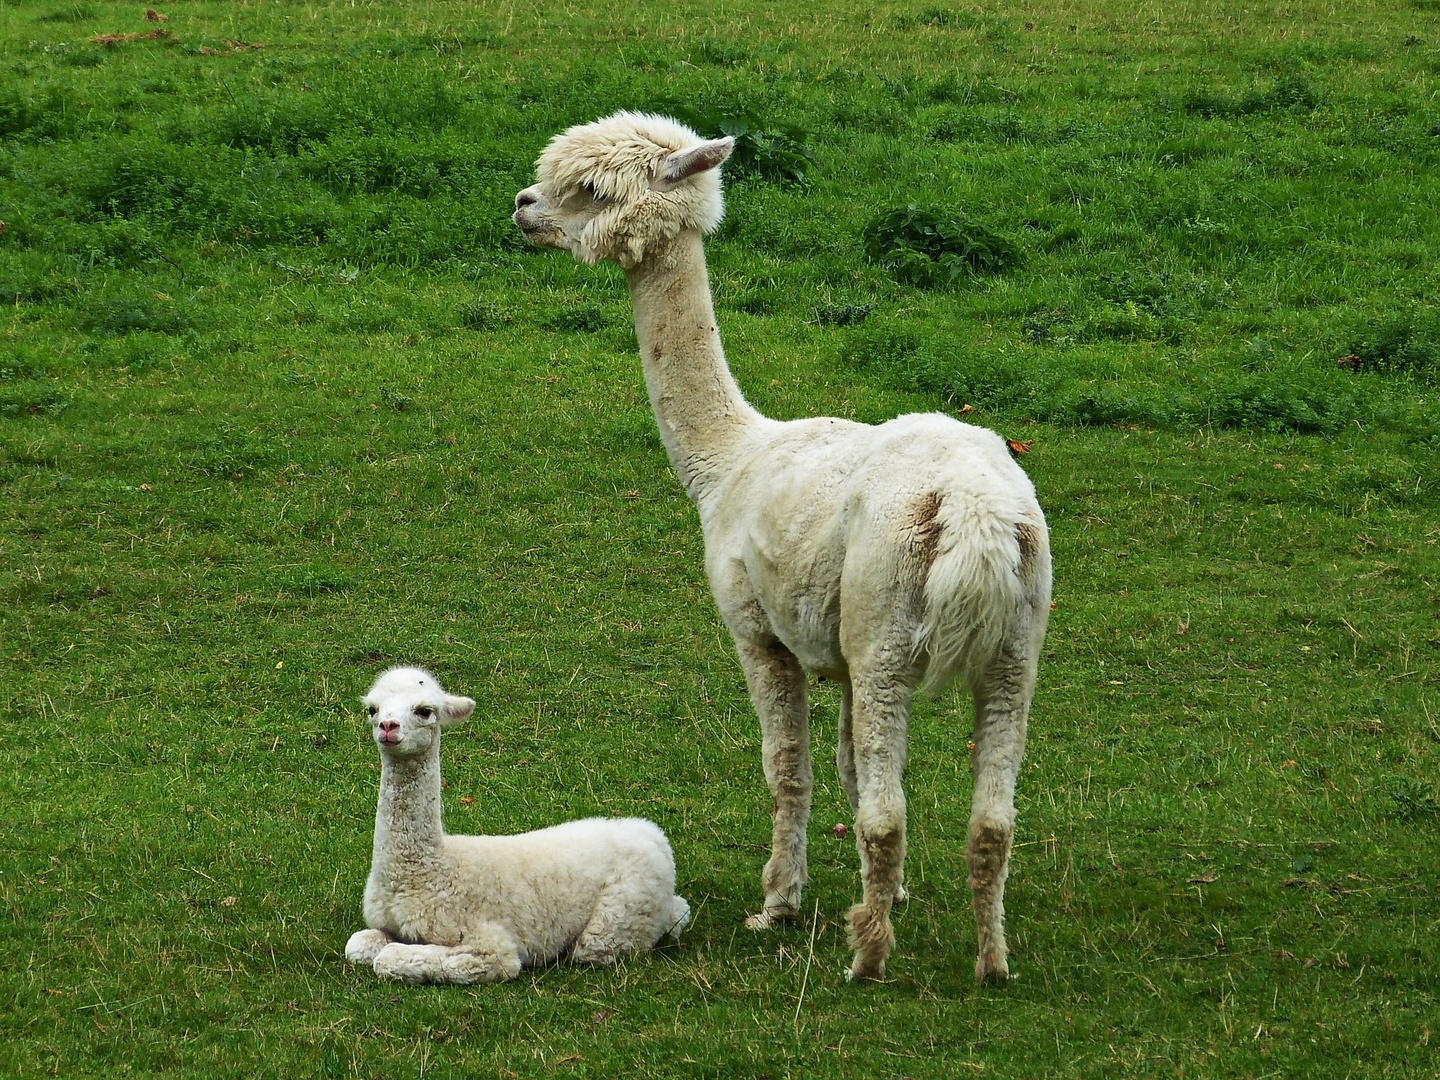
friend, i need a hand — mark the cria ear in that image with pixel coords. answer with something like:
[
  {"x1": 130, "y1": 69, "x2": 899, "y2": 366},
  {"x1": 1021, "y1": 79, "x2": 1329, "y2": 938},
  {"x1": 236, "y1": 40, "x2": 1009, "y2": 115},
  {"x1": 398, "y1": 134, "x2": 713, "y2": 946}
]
[
  {"x1": 440, "y1": 694, "x2": 476, "y2": 727},
  {"x1": 651, "y1": 136, "x2": 734, "y2": 192}
]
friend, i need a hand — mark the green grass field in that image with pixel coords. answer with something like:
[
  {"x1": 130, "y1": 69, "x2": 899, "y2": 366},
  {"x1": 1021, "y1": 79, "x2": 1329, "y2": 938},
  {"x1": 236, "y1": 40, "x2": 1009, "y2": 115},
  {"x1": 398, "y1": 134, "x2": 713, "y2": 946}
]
[{"x1": 2, "y1": 1, "x2": 1437, "y2": 1076}]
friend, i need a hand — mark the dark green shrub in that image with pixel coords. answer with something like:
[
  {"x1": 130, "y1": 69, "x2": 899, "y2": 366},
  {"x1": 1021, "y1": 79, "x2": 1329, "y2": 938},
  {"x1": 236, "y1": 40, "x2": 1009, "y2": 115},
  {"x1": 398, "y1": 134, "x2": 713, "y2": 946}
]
[
  {"x1": 297, "y1": 134, "x2": 467, "y2": 197},
  {"x1": 693, "y1": 40, "x2": 750, "y2": 67},
  {"x1": 0, "y1": 257, "x2": 78, "y2": 304},
  {"x1": 1093, "y1": 270, "x2": 1228, "y2": 318},
  {"x1": 1049, "y1": 388, "x2": 1177, "y2": 428},
  {"x1": 862, "y1": 205, "x2": 1021, "y2": 287},
  {"x1": 205, "y1": 96, "x2": 339, "y2": 153},
  {"x1": 78, "y1": 295, "x2": 189, "y2": 336},
  {"x1": 0, "y1": 380, "x2": 66, "y2": 417},
  {"x1": 1385, "y1": 776, "x2": 1440, "y2": 820},
  {"x1": 814, "y1": 303, "x2": 871, "y2": 326},
  {"x1": 0, "y1": 86, "x2": 36, "y2": 137},
  {"x1": 1204, "y1": 374, "x2": 1355, "y2": 434},
  {"x1": 1340, "y1": 314, "x2": 1438, "y2": 378},
  {"x1": 541, "y1": 304, "x2": 609, "y2": 333},
  {"x1": 928, "y1": 110, "x2": 1047, "y2": 144},
  {"x1": 457, "y1": 300, "x2": 504, "y2": 330},
  {"x1": 35, "y1": 5, "x2": 94, "y2": 23},
  {"x1": 58, "y1": 48, "x2": 103, "y2": 68},
  {"x1": 664, "y1": 104, "x2": 818, "y2": 185},
  {"x1": 841, "y1": 323, "x2": 922, "y2": 372},
  {"x1": 1173, "y1": 70, "x2": 1323, "y2": 118}
]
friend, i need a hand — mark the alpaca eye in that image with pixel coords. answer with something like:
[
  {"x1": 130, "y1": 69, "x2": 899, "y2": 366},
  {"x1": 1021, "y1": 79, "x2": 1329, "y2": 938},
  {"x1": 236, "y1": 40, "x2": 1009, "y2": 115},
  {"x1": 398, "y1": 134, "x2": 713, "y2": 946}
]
[
  {"x1": 367, "y1": 706, "x2": 378, "y2": 717},
  {"x1": 565, "y1": 184, "x2": 604, "y2": 210},
  {"x1": 414, "y1": 706, "x2": 434, "y2": 719}
]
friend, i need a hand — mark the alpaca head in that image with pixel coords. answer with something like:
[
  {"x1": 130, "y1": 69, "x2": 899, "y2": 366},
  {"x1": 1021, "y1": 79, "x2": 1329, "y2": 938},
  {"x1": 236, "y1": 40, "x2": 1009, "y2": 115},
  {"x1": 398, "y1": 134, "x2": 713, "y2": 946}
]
[
  {"x1": 361, "y1": 666, "x2": 475, "y2": 758},
  {"x1": 513, "y1": 111, "x2": 733, "y2": 270}
]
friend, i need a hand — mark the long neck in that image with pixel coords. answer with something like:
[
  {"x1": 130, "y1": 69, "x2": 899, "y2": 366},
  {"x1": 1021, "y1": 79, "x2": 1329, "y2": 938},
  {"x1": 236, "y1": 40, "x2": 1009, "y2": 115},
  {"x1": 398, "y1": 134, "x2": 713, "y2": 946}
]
[
  {"x1": 372, "y1": 748, "x2": 444, "y2": 866},
  {"x1": 624, "y1": 228, "x2": 763, "y2": 501}
]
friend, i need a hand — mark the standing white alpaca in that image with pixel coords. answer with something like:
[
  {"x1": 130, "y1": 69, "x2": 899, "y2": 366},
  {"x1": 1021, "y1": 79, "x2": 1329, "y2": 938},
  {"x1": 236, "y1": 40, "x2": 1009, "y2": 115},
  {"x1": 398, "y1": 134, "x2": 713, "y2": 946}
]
[
  {"x1": 512, "y1": 112, "x2": 1051, "y2": 983},
  {"x1": 345, "y1": 666, "x2": 690, "y2": 984}
]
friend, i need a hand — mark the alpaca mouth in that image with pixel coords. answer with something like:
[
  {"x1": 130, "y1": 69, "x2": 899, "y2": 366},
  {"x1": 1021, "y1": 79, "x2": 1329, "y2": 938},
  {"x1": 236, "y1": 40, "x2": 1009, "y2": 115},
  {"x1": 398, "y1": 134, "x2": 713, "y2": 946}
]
[{"x1": 513, "y1": 216, "x2": 561, "y2": 248}]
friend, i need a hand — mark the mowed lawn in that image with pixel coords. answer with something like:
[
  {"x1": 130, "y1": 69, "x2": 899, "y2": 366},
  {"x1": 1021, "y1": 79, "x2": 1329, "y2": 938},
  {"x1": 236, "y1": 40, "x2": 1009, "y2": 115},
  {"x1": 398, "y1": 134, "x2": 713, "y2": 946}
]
[{"x1": 0, "y1": 1, "x2": 1436, "y2": 1077}]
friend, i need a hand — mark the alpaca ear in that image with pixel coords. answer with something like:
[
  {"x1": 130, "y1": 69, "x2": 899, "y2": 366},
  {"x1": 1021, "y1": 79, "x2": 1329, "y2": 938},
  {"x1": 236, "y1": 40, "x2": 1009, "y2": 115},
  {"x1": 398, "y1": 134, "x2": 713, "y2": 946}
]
[
  {"x1": 652, "y1": 137, "x2": 734, "y2": 191},
  {"x1": 440, "y1": 695, "x2": 475, "y2": 726}
]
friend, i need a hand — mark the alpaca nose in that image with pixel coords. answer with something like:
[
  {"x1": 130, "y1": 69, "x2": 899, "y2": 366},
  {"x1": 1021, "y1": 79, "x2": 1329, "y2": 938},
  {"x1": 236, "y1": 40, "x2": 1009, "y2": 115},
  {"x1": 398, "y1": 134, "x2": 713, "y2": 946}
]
[
  {"x1": 515, "y1": 190, "x2": 538, "y2": 210},
  {"x1": 379, "y1": 720, "x2": 399, "y2": 734}
]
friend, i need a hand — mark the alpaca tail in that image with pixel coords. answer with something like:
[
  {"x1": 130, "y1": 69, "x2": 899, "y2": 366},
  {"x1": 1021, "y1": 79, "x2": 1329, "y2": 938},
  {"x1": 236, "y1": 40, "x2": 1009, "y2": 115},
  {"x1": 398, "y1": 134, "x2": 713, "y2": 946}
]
[
  {"x1": 663, "y1": 896, "x2": 691, "y2": 941},
  {"x1": 915, "y1": 507, "x2": 1051, "y2": 696}
]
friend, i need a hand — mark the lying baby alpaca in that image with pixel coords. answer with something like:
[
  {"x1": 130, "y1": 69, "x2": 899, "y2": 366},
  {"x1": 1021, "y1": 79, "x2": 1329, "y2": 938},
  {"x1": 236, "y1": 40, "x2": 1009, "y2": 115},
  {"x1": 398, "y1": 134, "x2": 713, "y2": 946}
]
[{"x1": 346, "y1": 666, "x2": 690, "y2": 984}]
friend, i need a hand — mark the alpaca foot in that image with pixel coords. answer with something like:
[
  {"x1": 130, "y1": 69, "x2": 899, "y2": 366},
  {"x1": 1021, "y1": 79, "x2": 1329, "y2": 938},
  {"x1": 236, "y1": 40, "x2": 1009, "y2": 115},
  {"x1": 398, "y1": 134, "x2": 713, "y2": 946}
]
[
  {"x1": 344, "y1": 929, "x2": 393, "y2": 967},
  {"x1": 845, "y1": 954, "x2": 888, "y2": 982},
  {"x1": 845, "y1": 901, "x2": 895, "y2": 983},
  {"x1": 975, "y1": 950, "x2": 1011, "y2": 985},
  {"x1": 744, "y1": 904, "x2": 797, "y2": 931}
]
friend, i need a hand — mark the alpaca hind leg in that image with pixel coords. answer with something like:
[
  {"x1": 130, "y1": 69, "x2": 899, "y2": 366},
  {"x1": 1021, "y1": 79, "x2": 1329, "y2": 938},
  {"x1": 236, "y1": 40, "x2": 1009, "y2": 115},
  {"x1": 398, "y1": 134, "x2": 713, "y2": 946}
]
[
  {"x1": 571, "y1": 868, "x2": 688, "y2": 962},
  {"x1": 839, "y1": 680, "x2": 907, "y2": 904},
  {"x1": 344, "y1": 928, "x2": 394, "y2": 967},
  {"x1": 845, "y1": 669, "x2": 912, "y2": 980},
  {"x1": 967, "y1": 648, "x2": 1034, "y2": 984},
  {"x1": 570, "y1": 896, "x2": 643, "y2": 964},
  {"x1": 736, "y1": 638, "x2": 812, "y2": 930}
]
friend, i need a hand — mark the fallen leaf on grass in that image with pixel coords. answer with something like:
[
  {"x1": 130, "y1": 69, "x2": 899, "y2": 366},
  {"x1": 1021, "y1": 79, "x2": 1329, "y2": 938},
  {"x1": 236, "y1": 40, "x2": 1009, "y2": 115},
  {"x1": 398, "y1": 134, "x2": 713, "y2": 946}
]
[
  {"x1": 1006, "y1": 438, "x2": 1033, "y2": 457},
  {"x1": 956, "y1": 404, "x2": 975, "y2": 417},
  {"x1": 145, "y1": 8, "x2": 168, "y2": 20}
]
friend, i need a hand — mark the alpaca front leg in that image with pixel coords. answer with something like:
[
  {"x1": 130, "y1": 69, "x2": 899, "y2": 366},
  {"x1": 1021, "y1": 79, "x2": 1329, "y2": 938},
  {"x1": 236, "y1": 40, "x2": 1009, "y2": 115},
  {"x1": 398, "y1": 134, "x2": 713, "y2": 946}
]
[
  {"x1": 736, "y1": 639, "x2": 812, "y2": 930},
  {"x1": 345, "y1": 928, "x2": 394, "y2": 967},
  {"x1": 968, "y1": 663, "x2": 1032, "y2": 984},
  {"x1": 373, "y1": 924, "x2": 523, "y2": 985}
]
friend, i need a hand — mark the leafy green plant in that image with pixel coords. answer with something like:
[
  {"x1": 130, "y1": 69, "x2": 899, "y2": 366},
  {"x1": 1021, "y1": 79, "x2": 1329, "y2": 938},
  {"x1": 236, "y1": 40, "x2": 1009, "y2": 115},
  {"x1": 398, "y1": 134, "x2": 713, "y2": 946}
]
[
  {"x1": 77, "y1": 295, "x2": 190, "y2": 336},
  {"x1": 1173, "y1": 69, "x2": 1323, "y2": 117},
  {"x1": 1204, "y1": 372, "x2": 1356, "y2": 434},
  {"x1": 1385, "y1": 776, "x2": 1440, "y2": 820},
  {"x1": 814, "y1": 302, "x2": 871, "y2": 326},
  {"x1": 35, "y1": 4, "x2": 94, "y2": 23},
  {"x1": 862, "y1": 205, "x2": 1021, "y2": 286},
  {"x1": 540, "y1": 303, "x2": 609, "y2": 332},
  {"x1": 664, "y1": 103, "x2": 818, "y2": 184},
  {"x1": 1340, "y1": 313, "x2": 1438, "y2": 378}
]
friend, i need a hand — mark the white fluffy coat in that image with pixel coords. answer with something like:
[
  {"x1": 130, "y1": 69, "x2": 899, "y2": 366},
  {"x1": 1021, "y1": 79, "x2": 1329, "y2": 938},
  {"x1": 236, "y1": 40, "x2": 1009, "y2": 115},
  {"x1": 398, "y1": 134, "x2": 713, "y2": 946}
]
[
  {"x1": 346, "y1": 667, "x2": 689, "y2": 984},
  {"x1": 514, "y1": 113, "x2": 1050, "y2": 983}
]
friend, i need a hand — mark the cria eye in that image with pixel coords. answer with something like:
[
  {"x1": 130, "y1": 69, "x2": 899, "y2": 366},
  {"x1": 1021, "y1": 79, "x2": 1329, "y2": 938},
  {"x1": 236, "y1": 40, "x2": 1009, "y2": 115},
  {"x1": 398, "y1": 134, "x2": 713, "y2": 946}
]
[
  {"x1": 414, "y1": 706, "x2": 434, "y2": 719},
  {"x1": 367, "y1": 705, "x2": 378, "y2": 716}
]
